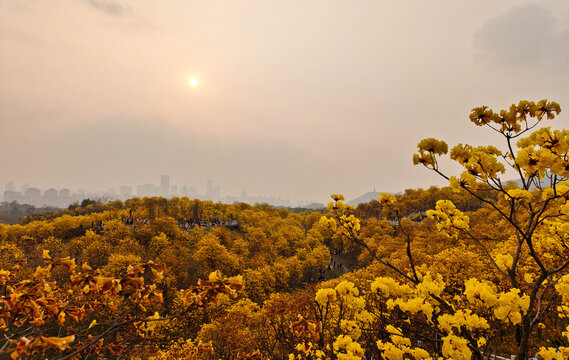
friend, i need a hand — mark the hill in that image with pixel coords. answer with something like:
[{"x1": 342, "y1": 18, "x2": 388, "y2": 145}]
[{"x1": 348, "y1": 191, "x2": 382, "y2": 206}]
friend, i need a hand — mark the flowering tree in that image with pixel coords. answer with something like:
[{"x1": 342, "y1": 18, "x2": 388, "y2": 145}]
[
  {"x1": 320, "y1": 100, "x2": 568, "y2": 359},
  {"x1": 0, "y1": 251, "x2": 243, "y2": 360}
]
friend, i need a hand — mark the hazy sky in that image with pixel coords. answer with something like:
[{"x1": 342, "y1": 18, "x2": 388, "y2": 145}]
[{"x1": 1, "y1": 0, "x2": 568, "y2": 202}]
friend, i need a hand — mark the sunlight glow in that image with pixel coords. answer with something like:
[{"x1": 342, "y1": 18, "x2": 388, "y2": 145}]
[{"x1": 189, "y1": 77, "x2": 199, "y2": 87}]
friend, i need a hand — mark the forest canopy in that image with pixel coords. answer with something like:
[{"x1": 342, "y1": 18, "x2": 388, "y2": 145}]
[{"x1": 1, "y1": 100, "x2": 568, "y2": 360}]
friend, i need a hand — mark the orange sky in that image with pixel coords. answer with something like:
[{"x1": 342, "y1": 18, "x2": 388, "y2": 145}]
[{"x1": 1, "y1": 0, "x2": 568, "y2": 202}]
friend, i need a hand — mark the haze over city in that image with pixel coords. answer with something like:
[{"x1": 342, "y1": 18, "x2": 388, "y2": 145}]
[{"x1": 1, "y1": 0, "x2": 568, "y2": 203}]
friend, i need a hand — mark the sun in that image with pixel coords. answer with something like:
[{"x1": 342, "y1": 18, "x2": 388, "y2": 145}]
[{"x1": 189, "y1": 77, "x2": 199, "y2": 87}]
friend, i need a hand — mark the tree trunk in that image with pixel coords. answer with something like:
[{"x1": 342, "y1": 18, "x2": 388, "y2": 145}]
[{"x1": 516, "y1": 322, "x2": 531, "y2": 360}]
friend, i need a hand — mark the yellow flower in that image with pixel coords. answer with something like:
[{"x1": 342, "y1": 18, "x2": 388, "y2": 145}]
[
  {"x1": 40, "y1": 335, "x2": 75, "y2": 351},
  {"x1": 315, "y1": 288, "x2": 337, "y2": 306}
]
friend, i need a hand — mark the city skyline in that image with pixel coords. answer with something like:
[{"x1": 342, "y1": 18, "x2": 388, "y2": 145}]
[
  {"x1": 2, "y1": 1, "x2": 568, "y2": 202},
  {"x1": 1, "y1": 175, "x2": 297, "y2": 208}
]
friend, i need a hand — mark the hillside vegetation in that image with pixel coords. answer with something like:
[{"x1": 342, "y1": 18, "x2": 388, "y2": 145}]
[{"x1": 1, "y1": 100, "x2": 568, "y2": 360}]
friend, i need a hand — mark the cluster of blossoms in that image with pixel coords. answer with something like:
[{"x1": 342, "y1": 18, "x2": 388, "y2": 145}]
[
  {"x1": 1, "y1": 251, "x2": 166, "y2": 359},
  {"x1": 376, "y1": 324, "x2": 430, "y2": 360},
  {"x1": 516, "y1": 127, "x2": 569, "y2": 179},
  {"x1": 333, "y1": 334, "x2": 365, "y2": 360},
  {"x1": 147, "y1": 338, "x2": 214, "y2": 360},
  {"x1": 0, "y1": 250, "x2": 243, "y2": 360},
  {"x1": 468, "y1": 100, "x2": 560, "y2": 134},
  {"x1": 312, "y1": 281, "x2": 373, "y2": 359},
  {"x1": 288, "y1": 315, "x2": 325, "y2": 360},
  {"x1": 426, "y1": 200, "x2": 470, "y2": 239},
  {"x1": 374, "y1": 273, "x2": 444, "y2": 324},
  {"x1": 450, "y1": 144, "x2": 505, "y2": 182},
  {"x1": 503, "y1": 188, "x2": 533, "y2": 202},
  {"x1": 412, "y1": 138, "x2": 448, "y2": 168},
  {"x1": 463, "y1": 278, "x2": 530, "y2": 325},
  {"x1": 180, "y1": 270, "x2": 243, "y2": 308},
  {"x1": 371, "y1": 274, "x2": 490, "y2": 360},
  {"x1": 320, "y1": 195, "x2": 361, "y2": 237}
]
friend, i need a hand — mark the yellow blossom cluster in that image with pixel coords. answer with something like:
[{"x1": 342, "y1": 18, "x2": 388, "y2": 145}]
[
  {"x1": 463, "y1": 278, "x2": 498, "y2": 307},
  {"x1": 426, "y1": 200, "x2": 469, "y2": 238},
  {"x1": 386, "y1": 297, "x2": 435, "y2": 323},
  {"x1": 514, "y1": 127, "x2": 569, "y2": 179},
  {"x1": 314, "y1": 281, "x2": 369, "y2": 357},
  {"x1": 532, "y1": 230, "x2": 566, "y2": 258},
  {"x1": 315, "y1": 288, "x2": 337, "y2": 307},
  {"x1": 289, "y1": 342, "x2": 325, "y2": 360},
  {"x1": 340, "y1": 320, "x2": 361, "y2": 340},
  {"x1": 493, "y1": 253, "x2": 513, "y2": 272},
  {"x1": 319, "y1": 216, "x2": 337, "y2": 231},
  {"x1": 415, "y1": 273, "x2": 445, "y2": 298},
  {"x1": 437, "y1": 310, "x2": 489, "y2": 333},
  {"x1": 555, "y1": 274, "x2": 569, "y2": 307},
  {"x1": 339, "y1": 215, "x2": 361, "y2": 234},
  {"x1": 464, "y1": 278, "x2": 529, "y2": 325},
  {"x1": 376, "y1": 325, "x2": 430, "y2": 360},
  {"x1": 413, "y1": 138, "x2": 448, "y2": 167},
  {"x1": 321, "y1": 194, "x2": 361, "y2": 236},
  {"x1": 326, "y1": 195, "x2": 355, "y2": 213},
  {"x1": 441, "y1": 334, "x2": 471, "y2": 360},
  {"x1": 539, "y1": 342, "x2": 569, "y2": 360},
  {"x1": 493, "y1": 288, "x2": 530, "y2": 325},
  {"x1": 371, "y1": 277, "x2": 413, "y2": 298},
  {"x1": 333, "y1": 335, "x2": 364, "y2": 360},
  {"x1": 378, "y1": 193, "x2": 396, "y2": 205},
  {"x1": 373, "y1": 274, "x2": 443, "y2": 323},
  {"x1": 449, "y1": 173, "x2": 478, "y2": 191},
  {"x1": 450, "y1": 144, "x2": 505, "y2": 181},
  {"x1": 0, "y1": 254, "x2": 186, "y2": 359},
  {"x1": 504, "y1": 188, "x2": 533, "y2": 202},
  {"x1": 376, "y1": 340, "x2": 430, "y2": 360},
  {"x1": 540, "y1": 181, "x2": 569, "y2": 201},
  {"x1": 469, "y1": 100, "x2": 560, "y2": 133},
  {"x1": 516, "y1": 147, "x2": 562, "y2": 180},
  {"x1": 517, "y1": 127, "x2": 569, "y2": 155}
]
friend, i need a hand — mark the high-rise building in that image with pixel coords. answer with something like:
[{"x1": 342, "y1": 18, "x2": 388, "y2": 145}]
[
  {"x1": 206, "y1": 180, "x2": 220, "y2": 201},
  {"x1": 120, "y1": 186, "x2": 133, "y2": 199},
  {"x1": 44, "y1": 188, "x2": 58, "y2": 205},
  {"x1": 206, "y1": 180, "x2": 213, "y2": 198},
  {"x1": 4, "y1": 181, "x2": 15, "y2": 192},
  {"x1": 160, "y1": 175, "x2": 170, "y2": 197},
  {"x1": 3, "y1": 190, "x2": 22, "y2": 203},
  {"x1": 58, "y1": 189, "x2": 71, "y2": 207},
  {"x1": 137, "y1": 184, "x2": 154, "y2": 197}
]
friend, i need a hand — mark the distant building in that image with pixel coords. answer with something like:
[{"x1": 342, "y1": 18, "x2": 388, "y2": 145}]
[
  {"x1": 4, "y1": 181, "x2": 15, "y2": 192},
  {"x1": 25, "y1": 188, "x2": 42, "y2": 205},
  {"x1": 44, "y1": 188, "x2": 58, "y2": 206},
  {"x1": 206, "y1": 180, "x2": 220, "y2": 200},
  {"x1": 171, "y1": 185, "x2": 178, "y2": 197},
  {"x1": 120, "y1": 186, "x2": 133, "y2": 199},
  {"x1": 160, "y1": 175, "x2": 170, "y2": 197},
  {"x1": 59, "y1": 188, "x2": 70, "y2": 198},
  {"x1": 137, "y1": 184, "x2": 154, "y2": 197},
  {"x1": 59, "y1": 189, "x2": 71, "y2": 206},
  {"x1": 3, "y1": 190, "x2": 22, "y2": 203}
]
